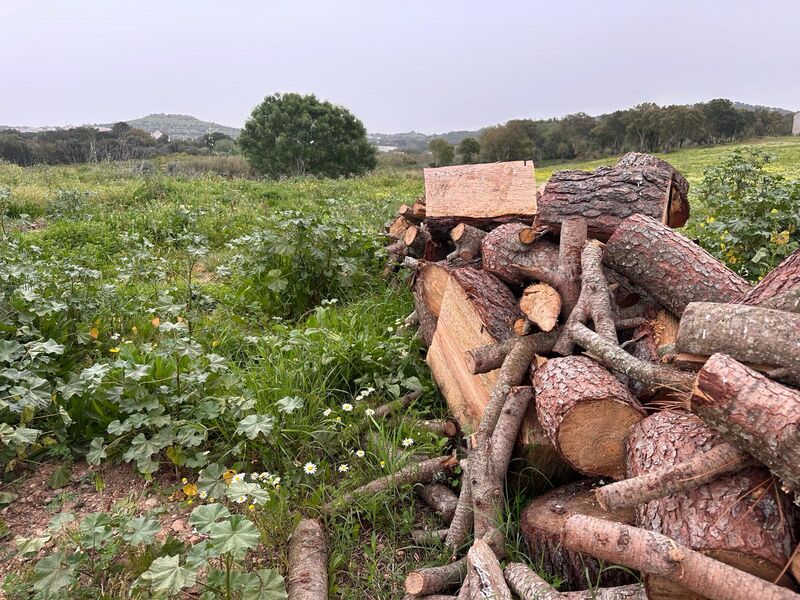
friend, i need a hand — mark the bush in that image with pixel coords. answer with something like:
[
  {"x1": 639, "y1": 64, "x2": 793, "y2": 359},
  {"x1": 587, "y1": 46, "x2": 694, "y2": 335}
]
[{"x1": 688, "y1": 149, "x2": 800, "y2": 281}]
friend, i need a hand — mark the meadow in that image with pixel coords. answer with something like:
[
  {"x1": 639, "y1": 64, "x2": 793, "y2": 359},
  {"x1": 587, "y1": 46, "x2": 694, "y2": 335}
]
[{"x1": 0, "y1": 135, "x2": 798, "y2": 599}]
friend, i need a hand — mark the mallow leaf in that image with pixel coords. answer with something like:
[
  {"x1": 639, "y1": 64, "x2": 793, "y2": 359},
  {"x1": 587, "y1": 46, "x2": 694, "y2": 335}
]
[
  {"x1": 188, "y1": 503, "x2": 231, "y2": 534},
  {"x1": 140, "y1": 554, "x2": 197, "y2": 595},
  {"x1": 210, "y1": 515, "x2": 260, "y2": 558},
  {"x1": 236, "y1": 414, "x2": 274, "y2": 440}
]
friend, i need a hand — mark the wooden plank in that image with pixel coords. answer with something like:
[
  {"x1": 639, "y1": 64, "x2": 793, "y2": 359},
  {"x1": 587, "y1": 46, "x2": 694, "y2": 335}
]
[{"x1": 424, "y1": 161, "x2": 537, "y2": 219}]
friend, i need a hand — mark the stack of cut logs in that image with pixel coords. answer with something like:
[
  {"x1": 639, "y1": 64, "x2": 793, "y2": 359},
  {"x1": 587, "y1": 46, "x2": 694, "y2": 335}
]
[{"x1": 379, "y1": 156, "x2": 800, "y2": 600}]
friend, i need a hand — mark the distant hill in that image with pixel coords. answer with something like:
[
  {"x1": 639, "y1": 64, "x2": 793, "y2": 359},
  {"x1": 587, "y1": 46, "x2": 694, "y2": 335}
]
[
  {"x1": 116, "y1": 114, "x2": 241, "y2": 140},
  {"x1": 369, "y1": 130, "x2": 479, "y2": 152},
  {"x1": 733, "y1": 102, "x2": 796, "y2": 116}
]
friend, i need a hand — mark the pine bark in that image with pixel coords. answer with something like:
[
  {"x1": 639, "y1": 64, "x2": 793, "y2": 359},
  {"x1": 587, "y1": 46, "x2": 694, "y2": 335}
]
[
  {"x1": 691, "y1": 353, "x2": 800, "y2": 494},
  {"x1": 448, "y1": 267, "x2": 521, "y2": 342},
  {"x1": 537, "y1": 152, "x2": 690, "y2": 240},
  {"x1": 625, "y1": 410, "x2": 795, "y2": 598},
  {"x1": 464, "y1": 330, "x2": 559, "y2": 375},
  {"x1": 603, "y1": 214, "x2": 752, "y2": 315},
  {"x1": 466, "y1": 539, "x2": 512, "y2": 600},
  {"x1": 759, "y1": 287, "x2": 800, "y2": 314},
  {"x1": 447, "y1": 223, "x2": 487, "y2": 262},
  {"x1": 481, "y1": 222, "x2": 560, "y2": 287},
  {"x1": 676, "y1": 302, "x2": 800, "y2": 372},
  {"x1": 503, "y1": 562, "x2": 561, "y2": 600},
  {"x1": 562, "y1": 585, "x2": 647, "y2": 600},
  {"x1": 418, "y1": 483, "x2": 459, "y2": 524},
  {"x1": 520, "y1": 480, "x2": 637, "y2": 591},
  {"x1": 287, "y1": 519, "x2": 328, "y2": 600},
  {"x1": 412, "y1": 261, "x2": 454, "y2": 347},
  {"x1": 561, "y1": 515, "x2": 800, "y2": 600},
  {"x1": 534, "y1": 356, "x2": 645, "y2": 479},
  {"x1": 740, "y1": 249, "x2": 800, "y2": 305}
]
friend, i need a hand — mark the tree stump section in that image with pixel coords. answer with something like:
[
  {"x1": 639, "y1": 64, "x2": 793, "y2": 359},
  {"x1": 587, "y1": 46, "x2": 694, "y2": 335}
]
[
  {"x1": 534, "y1": 356, "x2": 646, "y2": 479},
  {"x1": 519, "y1": 479, "x2": 637, "y2": 591},
  {"x1": 626, "y1": 410, "x2": 795, "y2": 599},
  {"x1": 604, "y1": 214, "x2": 752, "y2": 315},
  {"x1": 537, "y1": 152, "x2": 690, "y2": 240},
  {"x1": 740, "y1": 249, "x2": 800, "y2": 305}
]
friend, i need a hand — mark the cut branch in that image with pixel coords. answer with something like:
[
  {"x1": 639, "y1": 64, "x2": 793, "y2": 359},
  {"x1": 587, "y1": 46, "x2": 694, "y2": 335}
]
[
  {"x1": 405, "y1": 558, "x2": 467, "y2": 596},
  {"x1": 503, "y1": 562, "x2": 561, "y2": 600},
  {"x1": 447, "y1": 223, "x2": 487, "y2": 262},
  {"x1": 466, "y1": 539, "x2": 512, "y2": 600},
  {"x1": 464, "y1": 330, "x2": 559, "y2": 375},
  {"x1": 418, "y1": 483, "x2": 459, "y2": 524},
  {"x1": 287, "y1": 518, "x2": 327, "y2": 600}
]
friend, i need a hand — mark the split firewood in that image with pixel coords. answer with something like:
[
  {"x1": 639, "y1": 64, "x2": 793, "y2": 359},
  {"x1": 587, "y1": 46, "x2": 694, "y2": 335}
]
[
  {"x1": 503, "y1": 562, "x2": 561, "y2": 600},
  {"x1": 759, "y1": 287, "x2": 800, "y2": 314},
  {"x1": 388, "y1": 215, "x2": 413, "y2": 240},
  {"x1": 465, "y1": 539, "x2": 512, "y2": 600},
  {"x1": 464, "y1": 330, "x2": 560, "y2": 375},
  {"x1": 445, "y1": 458, "x2": 473, "y2": 554},
  {"x1": 413, "y1": 261, "x2": 455, "y2": 347},
  {"x1": 562, "y1": 585, "x2": 647, "y2": 600},
  {"x1": 677, "y1": 302, "x2": 800, "y2": 373},
  {"x1": 482, "y1": 222, "x2": 560, "y2": 287},
  {"x1": 418, "y1": 482, "x2": 459, "y2": 524},
  {"x1": 399, "y1": 201, "x2": 426, "y2": 224},
  {"x1": 405, "y1": 224, "x2": 433, "y2": 257},
  {"x1": 411, "y1": 528, "x2": 449, "y2": 546},
  {"x1": 405, "y1": 558, "x2": 467, "y2": 596},
  {"x1": 740, "y1": 248, "x2": 800, "y2": 305},
  {"x1": 287, "y1": 518, "x2": 327, "y2": 600},
  {"x1": 603, "y1": 214, "x2": 752, "y2": 315},
  {"x1": 625, "y1": 410, "x2": 795, "y2": 597},
  {"x1": 561, "y1": 514, "x2": 799, "y2": 600},
  {"x1": 519, "y1": 283, "x2": 561, "y2": 332},
  {"x1": 324, "y1": 455, "x2": 457, "y2": 511},
  {"x1": 553, "y1": 239, "x2": 617, "y2": 355},
  {"x1": 374, "y1": 390, "x2": 422, "y2": 418},
  {"x1": 447, "y1": 223, "x2": 487, "y2": 262},
  {"x1": 511, "y1": 217, "x2": 587, "y2": 318},
  {"x1": 533, "y1": 356, "x2": 645, "y2": 479},
  {"x1": 520, "y1": 480, "x2": 636, "y2": 591},
  {"x1": 628, "y1": 307, "x2": 680, "y2": 399},
  {"x1": 537, "y1": 152, "x2": 690, "y2": 240},
  {"x1": 566, "y1": 322, "x2": 695, "y2": 395},
  {"x1": 594, "y1": 439, "x2": 752, "y2": 511},
  {"x1": 691, "y1": 353, "x2": 800, "y2": 494}
]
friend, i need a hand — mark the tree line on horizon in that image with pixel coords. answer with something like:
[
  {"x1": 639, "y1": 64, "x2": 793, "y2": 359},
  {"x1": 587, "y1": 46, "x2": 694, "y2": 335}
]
[{"x1": 425, "y1": 99, "x2": 794, "y2": 166}]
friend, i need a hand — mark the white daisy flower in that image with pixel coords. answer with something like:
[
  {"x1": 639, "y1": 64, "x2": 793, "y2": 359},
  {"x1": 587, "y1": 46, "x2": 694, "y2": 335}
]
[
  {"x1": 323, "y1": 408, "x2": 332, "y2": 417},
  {"x1": 401, "y1": 437, "x2": 415, "y2": 448},
  {"x1": 341, "y1": 403, "x2": 353, "y2": 412},
  {"x1": 338, "y1": 464, "x2": 349, "y2": 473},
  {"x1": 365, "y1": 408, "x2": 375, "y2": 417},
  {"x1": 355, "y1": 449, "x2": 365, "y2": 458},
  {"x1": 235, "y1": 495, "x2": 247, "y2": 504},
  {"x1": 199, "y1": 490, "x2": 208, "y2": 500},
  {"x1": 303, "y1": 462, "x2": 318, "y2": 475},
  {"x1": 232, "y1": 473, "x2": 245, "y2": 483}
]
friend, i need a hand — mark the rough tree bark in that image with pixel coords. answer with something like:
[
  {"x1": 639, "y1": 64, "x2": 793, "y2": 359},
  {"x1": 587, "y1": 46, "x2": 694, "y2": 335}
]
[
  {"x1": 562, "y1": 585, "x2": 647, "y2": 600},
  {"x1": 405, "y1": 558, "x2": 467, "y2": 596},
  {"x1": 561, "y1": 515, "x2": 799, "y2": 600},
  {"x1": 447, "y1": 268, "x2": 520, "y2": 342},
  {"x1": 603, "y1": 214, "x2": 752, "y2": 315},
  {"x1": 482, "y1": 222, "x2": 560, "y2": 287},
  {"x1": 740, "y1": 249, "x2": 800, "y2": 305},
  {"x1": 445, "y1": 458, "x2": 473, "y2": 555},
  {"x1": 287, "y1": 519, "x2": 328, "y2": 600},
  {"x1": 520, "y1": 479, "x2": 637, "y2": 591},
  {"x1": 691, "y1": 353, "x2": 800, "y2": 494},
  {"x1": 413, "y1": 261, "x2": 455, "y2": 347},
  {"x1": 447, "y1": 223, "x2": 487, "y2": 262},
  {"x1": 676, "y1": 302, "x2": 800, "y2": 372},
  {"x1": 503, "y1": 562, "x2": 561, "y2": 600},
  {"x1": 466, "y1": 539, "x2": 512, "y2": 600},
  {"x1": 537, "y1": 152, "x2": 690, "y2": 240},
  {"x1": 759, "y1": 287, "x2": 800, "y2": 314},
  {"x1": 625, "y1": 410, "x2": 795, "y2": 598},
  {"x1": 411, "y1": 528, "x2": 449, "y2": 546},
  {"x1": 519, "y1": 283, "x2": 562, "y2": 332},
  {"x1": 533, "y1": 356, "x2": 645, "y2": 479},
  {"x1": 405, "y1": 224, "x2": 433, "y2": 257},
  {"x1": 464, "y1": 330, "x2": 560, "y2": 375},
  {"x1": 418, "y1": 483, "x2": 459, "y2": 524}
]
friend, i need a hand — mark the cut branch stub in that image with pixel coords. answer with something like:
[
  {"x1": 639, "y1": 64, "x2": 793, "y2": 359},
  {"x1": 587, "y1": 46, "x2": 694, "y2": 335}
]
[
  {"x1": 418, "y1": 482, "x2": 459, "y2": 525},
  {"x1": 603, "y1": 214, "x2": 752, "y2": 315},
  {"x1": 405, "y1": 558, "x2": 466, "y2": 595},
  {"x1": 519, "y1": 283, "x2": 561, "y2": 332},
  {"x1": 520, "y1": 479, "x2": 636, "y2": 591},
  {"x1": 691, "y1": 353, "x2": 800, "y2": 494},
  {"x1": 626, "y1": 410, "x2": 795, "y2": 599},
  {"x1": 534, "y1": 356, "x2": 645, "y2": 479}
]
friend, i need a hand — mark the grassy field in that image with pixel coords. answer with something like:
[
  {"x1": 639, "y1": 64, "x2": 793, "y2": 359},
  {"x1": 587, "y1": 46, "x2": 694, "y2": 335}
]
[{"x1": 0, "y1": 135, "x2": 797, "y2": 598}]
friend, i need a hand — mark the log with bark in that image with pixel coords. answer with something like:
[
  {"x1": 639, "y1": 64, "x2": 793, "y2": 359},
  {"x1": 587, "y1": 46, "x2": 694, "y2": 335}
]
[
  {"x1": 603, "y1": 214, "x2": 752, "y2": 315},
  {"x1": 405, "y1": 558, "x2": 467, "y2": 596},
  {"x1": 411, "y1": 528, "x2": 449, "y2": 546},
  {"x1": 533, "y1": 356, "x2": 646, "y2": 479},
  {"x1": 464, "y1": 331, "x2": 560, "y2": 375},
  {"x1": 519, "y1": 283, "x2": 562, "y2": 332},
  {"x1": 413, "y1": 261, "x2": 455, "y2": 347},
  {"x1": 482, "y1": 222, "x2": 560, "y2": 287},
  {"x1": 387, "y1": 215, "x2": 413, "y2": 240},
  {"x1": 503, "y1": 562, "x2": 561, "y2": 600},
  {"x1": 287, "y1": 519, "x2": 328, "y2": 600},
  {"x1": 759, "y1": 287, "x2": 800, "y2": 314},
  {"x1": 562, "y1": 585, "x2": 647, "y2": 600},
  {"x1": 561, "y1": 515, "x2": 799, "y2": 600},
  {"x1": 691, "y1": 353, "x2": 800, "y2": 494},
  {"x1": 624, "y1": 410, "x2": 795, "y2": 598},
  {"x1": 676, "y1": 302, "x2": 800, "y2": 373},
  {"x1": 466, "y1": 539, "x2": 512, "y2": 600},
  {"x1": 537, "y1": 152, "x2": 690, "y2": 240},
  {"x1": 740, "y1": 249, "x2": 800, "y2": 305},
  {"x1": 399, "y1": 200, "x2": 427, "y2": 224},
  {"x1": 418, "y1": 482, "x2": 459, "y2": 524},
  {"x1": 447, "y1": 223, "x2": 487, "y2": 262},
  {"x1": 520, "y1": 479, "x2": 637, "y2": 591}
]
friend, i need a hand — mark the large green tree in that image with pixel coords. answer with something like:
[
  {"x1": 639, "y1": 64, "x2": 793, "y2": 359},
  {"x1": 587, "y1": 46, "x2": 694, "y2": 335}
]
[
  {"x1": 428, "y1": 138, "x2": 455, "y2": 166},
  {"x1": 457, "y1": 137, "x2": 481, "y2": 163},
  {"x1": 239, "y1": 93, "x2": 376, "y2": 178}
]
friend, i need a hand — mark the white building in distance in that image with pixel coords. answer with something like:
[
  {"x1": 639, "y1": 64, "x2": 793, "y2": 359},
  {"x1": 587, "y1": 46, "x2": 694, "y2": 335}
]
[{"x1": 793, "y1": 113, "x2": 800, "y2": 135}]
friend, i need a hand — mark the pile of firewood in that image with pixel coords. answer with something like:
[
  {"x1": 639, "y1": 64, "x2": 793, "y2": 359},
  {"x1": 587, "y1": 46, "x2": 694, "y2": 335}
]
[{"x1": 376, "y1": 156, "x2": 800, "y2": 600}]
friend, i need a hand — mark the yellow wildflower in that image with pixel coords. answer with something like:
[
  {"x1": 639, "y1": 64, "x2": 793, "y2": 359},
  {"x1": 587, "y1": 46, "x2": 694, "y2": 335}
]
[
  {"x1": 109, "y1": 347, "x2": 120, "y2": 354},
  {"x1": 89, "y1": 327, "x2": 99, "y2": 340},
  {"x1": 183, "y1": 483, "x2": 197, "y2": 497},
  {"x1": 775, "y1": 230, "x2": 790, "y2": 245},
  {"x1": 223, "y1": 469, "x2": 237, "y2": 485}
]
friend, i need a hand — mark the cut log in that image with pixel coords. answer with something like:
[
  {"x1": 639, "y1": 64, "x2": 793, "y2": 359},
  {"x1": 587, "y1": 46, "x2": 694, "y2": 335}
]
[
  {"x1": 562, "y1": 585, "x2": 647, "y2": 600},
  {"x1": 424, "y1": 161, "x2": 537, "y2": 223},
  {"x1": 405, "y1": 224, "x2": 433, "y2": 257},
  {"x1": 625, "y1": 410, "x2": 795, "y2": 599},
  {"x1": 691, "y1": 353, "x2": 800, "y2": 494},
  {"x1": 445, "y1": 458, "x2": 473, "y2": 554},
  {"x1": 388, "y1": 215, "x2": 413, "y2": 240},
  {"x1": 519, "y1": 283, "x2": 561, "y2": 332},
  {"x1": 418, "y1": 483, "x2": 459, "y2": 524},
  {"x1": 518, "y1": 222, "x2": 549, "y2": 245},
  {"x1": 561, "y1": 515, "x2": 799, "y2": 600},
  {"x1": 740, "y1": 249, "x2": 800, "y2": 305},
  {"x1": 520, "y1": 480, "x2": 637, "y2": 591},
  {"x1": 533, "y1": 356, "x2": 645, "y2": 479},
  {"x1": 503, "y1": 562, "x2": 561, "y2": 600},
  {"x1": 482, "y1": 222, "x2": 560, "y2": 287},
  {"x1": 411, "y1": 528, "x2": 449, "y2": 546},
  {"x1": 759, "y1": 287, "x2": 800, "y2": 314},
  {"x1": 464, "y1": 330, "x2": 559, "y2": 375},
  {"x1": 287, "y1": 518, "x2": 328, "y2": 600},
  {"x1": 603, "y1": 214, "x2": 752, "y2": 315},
  {"x1": 405, "y1": 558, "x2": 467, "y2": 595},
  {"x1": 447, "y1": 223, "x2": 487, "y2": 262},
  {"x1": 537, "y1": 152, "x2": 690, "y2": 240},
  {"x1": 676, "y1": 302, "x2": 800, "y2": 373},
  {"x1": 413, "y1": 261, "x2": 455, "y2": 347},
  {"x1": 466, "y1": 539, "x2": 512, "y2": 600},
  {"x1": 399, "y1": 201, "x2": 426, "y2": 224},
  {"x1": 426, "y1": 267, "x2": 520, "y2": 430}
]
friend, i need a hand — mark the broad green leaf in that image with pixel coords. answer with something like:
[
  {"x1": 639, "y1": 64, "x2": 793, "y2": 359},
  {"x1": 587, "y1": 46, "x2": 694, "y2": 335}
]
[
  {"x1": 243, "y1": 568, "x2": 288, "y2": 600},
  {"x1": 47, "y1": 512, "x2": 75, "y2": 533},
  {"x1": 140, "y1": 554, "x2": 197, "y2": 596},
  {"x1": 87, "y1": 437, "x2": 106, "y2": 465},
  {"x1": 0, "y1": 492, "x2": 18, "y2": 505},
  {"x1": 0, "y1": 339, "x2": 23, "y2": 362},
  {"x1": 276, "y1": 396, "x2": 303, "y2": 414},
  {"x1": 236, "y1": 414, "x2": 275, "y2": 440},
  {"x1": 188, "y1": 503, "x2": 230, "y2": 534},
  {"x1": 32, "y1": 551, "x2": 75, "y2": 594},
  {"x1": 185, "y1": 539, "x2": 219, "y2": 569},
  {"x1": 123, "y1": 516, "x2": 161, "y2": 545},
  {"x1": 210, "y1": 515, "x2": 260, "y2": 558},
  {"x1": 15, "y1": 534, "x2": 50, "y2": 555},
  {"x1": 5, "y1": 426, "x2": 41, "y2": 445},
  {"x1": 48, "y1": 464, "x2": 72, "y2": 489},
  {"x1": 79, "y1": 513, "x2": 113, "y2": 549},
  {"x1": 196, "y1": 463, "x2": 227, "y2": 499},
  {"x1": 226, "y1": 481, "x2": 270, "y2": 505}
]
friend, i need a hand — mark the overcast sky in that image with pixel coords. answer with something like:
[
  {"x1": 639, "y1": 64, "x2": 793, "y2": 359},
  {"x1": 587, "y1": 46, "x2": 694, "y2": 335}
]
[{"x1": 1, "y1": 0, "x2": 798, "y2": 133}]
